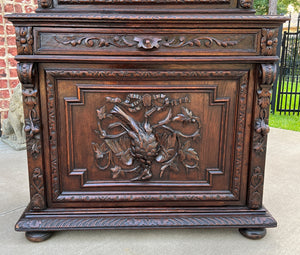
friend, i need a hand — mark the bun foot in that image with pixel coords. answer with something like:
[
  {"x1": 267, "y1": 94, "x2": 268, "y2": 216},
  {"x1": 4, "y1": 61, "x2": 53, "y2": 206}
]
[
  {"x1": 25, "y1": 231, "x2": 53, "y2": 242},
  {"x1": 239, "y1": 228, "x2": 266, "y2": 240}
]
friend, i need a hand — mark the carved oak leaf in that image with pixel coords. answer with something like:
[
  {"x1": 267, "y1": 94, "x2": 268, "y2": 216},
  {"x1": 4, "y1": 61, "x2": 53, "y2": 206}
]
[
  {"x1": 156, "y1": 133, "x2": 176, "y2": 163},
  {"x1": 110, "y1": 165, "x2": 123, "y2": 179},
  {"x1": 92, "y1": 142, "x2": 106, "y2": 159},
  {"x1": 160, "y1": 162, "x2": 179, "y2": 178},
  {"x1": 179, "y1": 141, "x2": 199, "y2": 162},
  {"x1": 97, "y1": 106, "x2": 107, "y2": 120},
  {"x1": 172, "y1": 107, "x2": 199, "y2": 124}
]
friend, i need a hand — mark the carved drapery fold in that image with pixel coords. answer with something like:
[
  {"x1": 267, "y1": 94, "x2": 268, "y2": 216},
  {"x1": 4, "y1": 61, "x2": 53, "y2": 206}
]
[
  {"x1": 15, "y1": 27, "x2": 33, "y2": 55},
  {"x1": 248, "y1": 64, "x2": 276, "y2": 209}
]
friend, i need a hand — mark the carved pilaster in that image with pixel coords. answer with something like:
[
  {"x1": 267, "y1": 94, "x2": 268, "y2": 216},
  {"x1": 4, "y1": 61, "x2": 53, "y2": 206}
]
[
  {"x1": 239, "y1": 0, "x2": 253, "y2": 9},
  {"x1": 18, "y1": 63, "x2": 46, "y2": 210},
  {"x1": 261, "y1": 28, "x2": 279, "y2": 56},
  {"x1": 15, "y1": 27, "x2": 33, "y2": 55},
  {"x1": 38, "y1": 0, "x2": 53, "y2": 8},
  {"x1": 248, "y1": 64, "x2": 276, "y2": 209}
]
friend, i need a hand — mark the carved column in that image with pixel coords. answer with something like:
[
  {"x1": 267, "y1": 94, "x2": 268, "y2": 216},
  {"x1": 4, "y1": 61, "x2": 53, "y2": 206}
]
[
  {"x1": 248, "y1": 64, "x2": 276, "y2": 209},
  {"x1": 16, "y1": 26, "x2": 46, "y2": 210}
]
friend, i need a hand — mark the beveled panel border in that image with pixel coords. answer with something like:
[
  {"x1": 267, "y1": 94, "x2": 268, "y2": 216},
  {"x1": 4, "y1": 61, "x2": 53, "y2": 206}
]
[{"x1": 45, "y1": 69, "x2": 248, "y2": 203}]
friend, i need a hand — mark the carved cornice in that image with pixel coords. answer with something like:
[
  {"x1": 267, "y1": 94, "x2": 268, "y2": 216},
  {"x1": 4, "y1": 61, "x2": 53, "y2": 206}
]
[
  {"x1": 239, "y1": 0, "x2": 253, "y2": 8},
  {"x1": 38, "y1": 0, "x2": 52, "y2": 8},
  {"x1": 54, "y1": 35, "x2": 239, "y2": 51},
  {"x1": 45, "y1": 69, "x2": 248, "y2": 203},
  {"x1": 15, "y1": 27, "x2": 33, "y2": 55},
  {"x1": 261, "y1": 28, "x2": 279, "y2": 56}
]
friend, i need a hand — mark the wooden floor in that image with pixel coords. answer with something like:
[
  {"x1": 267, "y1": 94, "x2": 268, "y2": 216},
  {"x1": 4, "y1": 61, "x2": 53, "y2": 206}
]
[{"x1": 0, "y1": 127, "x2": 299, "y2": 255}]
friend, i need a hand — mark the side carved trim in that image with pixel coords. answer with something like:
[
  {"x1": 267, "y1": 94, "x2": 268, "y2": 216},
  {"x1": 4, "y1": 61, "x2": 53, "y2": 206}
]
[
  {"x1": 248, "y1": 166, "x2": 264, "y2": 209},
  {"x1": 38, "y1": 0, "x2": 52, "y2": 8},
  {"x1": 253, "y1": 64, "x2": 275, "y2": 154},
  {"x1": 16, "y1": 27, "x2": 33, "y2": 55},
  {"x1": 248, "y1": 64, "x2": 276, "y2": 209},
  {"x1": 239, "y1": 0, "x2": 253, "y2": 8},
  {"x1": 261, "y1": 28, "x2": 278, "y2": 56},
  {"x1": 30, "y1": 168, "x2": 46, "y2": 210}
]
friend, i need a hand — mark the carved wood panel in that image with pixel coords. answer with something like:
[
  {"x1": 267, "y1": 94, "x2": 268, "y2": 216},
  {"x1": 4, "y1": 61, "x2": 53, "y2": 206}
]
[{"x1": 43, "y1": 67, "x2": 249, "y2": 206}]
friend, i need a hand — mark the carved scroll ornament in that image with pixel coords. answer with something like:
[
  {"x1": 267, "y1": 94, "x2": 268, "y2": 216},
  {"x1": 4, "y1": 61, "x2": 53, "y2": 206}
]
[
  {"x1": 55, "y1": 35, "x2": 239, "y2": 51},
  {"x1": 92, "y1": 93, "x2": 201, "y2": 181}
]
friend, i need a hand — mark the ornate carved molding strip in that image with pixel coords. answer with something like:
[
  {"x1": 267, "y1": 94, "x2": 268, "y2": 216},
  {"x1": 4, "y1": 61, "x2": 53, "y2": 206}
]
[
  {"x1": 58, "y1": 0, "x2": 231, "y2": 4},
  {"x1": 16, "y1": 213, "x2": 276, "y2": 231},
  {"x1": 261, "y1": 28, "x2": 278, "y2": 56},
  {"x1": 30, "y1": 168, "x2": 46, "y2": 210},
  {"x1": 16, "y1": 27, "x2": 33, "y2": 55},
  {"x1": 54, "y1": 35, "x2": 239, "y2": 51}
]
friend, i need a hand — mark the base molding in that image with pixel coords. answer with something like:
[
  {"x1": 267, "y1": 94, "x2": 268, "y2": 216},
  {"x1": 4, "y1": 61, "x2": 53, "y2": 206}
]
[{"x1": 16, "y1": 205, "x2": 276, "y2": 232}]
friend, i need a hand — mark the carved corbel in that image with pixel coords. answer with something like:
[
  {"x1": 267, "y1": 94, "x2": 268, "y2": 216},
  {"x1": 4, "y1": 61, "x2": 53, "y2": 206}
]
[
  {"x1": 38, "y1": 0, "x2": 53, "y2": 8},
  {"x1": 17, "y1": 63, "x2": 46, "y2": 210},
  {"x1": 248, "y1": 64, "x2": 276, "y2": 209},
  {"x1": 239, "y1": 0, "x2": 253, "y2": 9},
  {"x1": 15, "y1": 27, "x2": 33, "y2": 55}
]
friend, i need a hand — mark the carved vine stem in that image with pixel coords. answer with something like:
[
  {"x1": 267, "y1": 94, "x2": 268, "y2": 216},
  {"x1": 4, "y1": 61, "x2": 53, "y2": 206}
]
[
  {"x1": 17, "y1": 62, "x2": 46, "y2": 210},
  {"x1": 248, "y1": 64, "x2": 276, "y2": 209},
  {"x1": 54, "y1": 35, "x2": 239, "y2": 50}
]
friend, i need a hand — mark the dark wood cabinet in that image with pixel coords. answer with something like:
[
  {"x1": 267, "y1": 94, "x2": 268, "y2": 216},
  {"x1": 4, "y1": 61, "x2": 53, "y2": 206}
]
[{"x1": 7, "y1": 0, "x2": 288, "y2": 242}]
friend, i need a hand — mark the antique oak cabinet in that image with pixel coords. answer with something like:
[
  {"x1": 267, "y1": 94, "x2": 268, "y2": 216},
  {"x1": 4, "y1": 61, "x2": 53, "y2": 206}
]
[{"x1": 7, "y1": 0, "x2": 288, "y2": 242}]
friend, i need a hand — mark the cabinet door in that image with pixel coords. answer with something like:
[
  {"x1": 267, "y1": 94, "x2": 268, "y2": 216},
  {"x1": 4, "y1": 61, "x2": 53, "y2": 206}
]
[{"x1": 40, "y1": 63, "x2": 253, "y2": 208}]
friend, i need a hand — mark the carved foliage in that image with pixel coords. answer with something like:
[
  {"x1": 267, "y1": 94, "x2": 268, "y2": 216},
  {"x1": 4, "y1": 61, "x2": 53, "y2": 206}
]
[
  {"x1": 30, "y1": 168, "x2": 46, "y2": 210},
  {"x1": 253, "y1": 64, "x2": 275, "y2": 154},
  {"x1": 16, "y1": 27, "x2": 33, "y2": 55},
  {"x1": 261, "y1": 28, "x2": 278, "y2": 56},
  {"x1": 92, "y1": 93, "x2": 201, "y2": 181},
  {"x1": 18, "y1": 63, "x2": 41, "y2": 158},
  {"x1": 248, "y1": 167, "x2": 264, "y2": 209},
  {"x1": 55, "y1": 35, "x2": 239, "y2": 51}
]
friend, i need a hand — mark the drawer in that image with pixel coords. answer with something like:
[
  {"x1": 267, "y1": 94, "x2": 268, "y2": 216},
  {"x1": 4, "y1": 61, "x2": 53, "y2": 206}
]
[{"x1": 34, "y1": 28, "x2": 260, "y2": 56}]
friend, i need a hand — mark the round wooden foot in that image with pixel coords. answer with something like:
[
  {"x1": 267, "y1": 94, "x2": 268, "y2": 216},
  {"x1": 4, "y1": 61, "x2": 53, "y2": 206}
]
[
  {"x1": 25, "y1": 231, "x2": 53, "y2": 242},
  {"x1": 239, "y1": 228, "x2": 266, "y2": 240}
]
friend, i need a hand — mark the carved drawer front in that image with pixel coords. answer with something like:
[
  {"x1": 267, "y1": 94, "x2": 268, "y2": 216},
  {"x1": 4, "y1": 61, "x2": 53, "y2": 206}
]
[
  {"x1": 42, "y1": 64, "x2": 252, "y2": 208},
  {"x1": 35, "y1": 28, "x2": 259, "y2": 56}
]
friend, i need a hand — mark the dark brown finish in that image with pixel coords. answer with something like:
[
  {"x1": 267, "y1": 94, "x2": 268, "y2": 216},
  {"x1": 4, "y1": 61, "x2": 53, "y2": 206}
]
[
  {"x1": 7, "y1": 0, "x2": 288, "y2": 242},
  {"x1": 239, "y1": 228, "x2": 267, "y2": 240},
  {"x1": 25, "y1": 231, "x2": 53, "y2": 242}
]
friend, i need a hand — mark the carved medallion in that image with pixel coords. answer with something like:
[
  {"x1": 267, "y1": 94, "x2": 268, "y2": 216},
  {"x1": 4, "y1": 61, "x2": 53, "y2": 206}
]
[{"x1": 92, "y1": 93, "x2": 201, "y2": 181}]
